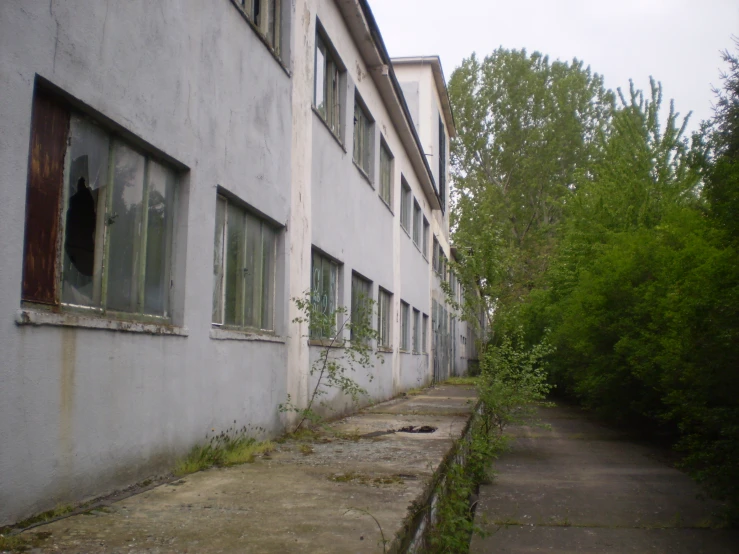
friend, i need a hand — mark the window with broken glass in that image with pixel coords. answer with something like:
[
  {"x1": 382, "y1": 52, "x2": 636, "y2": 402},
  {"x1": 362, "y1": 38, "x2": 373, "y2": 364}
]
[
  {"x1": 212, "y1": 195, "x2": 276, "y2": 331},
  {"x1": 310, "y1": 250, "x2": 338, "y2": 339},
  {"x1": 314, "y1": 32, "x2": 342, "y2": 138},
  {"x1": 235, "y1": 0, "x2": 281, "y2": 54},
  {"x1": 400, "y1": 179, "x2": 411, "y2": 232},
  {"x1": 353, "y1": 96, "x2": 372, "y2": 176},
  {"x1": 21, "y1": 91, "x2": 178, "y2": 321},
  {"x1": 377, "y1": 288, "x2": 392, "y2": 349},
  {"x1": 379, "y1": 140, "x2": 393, "y2": 208}
]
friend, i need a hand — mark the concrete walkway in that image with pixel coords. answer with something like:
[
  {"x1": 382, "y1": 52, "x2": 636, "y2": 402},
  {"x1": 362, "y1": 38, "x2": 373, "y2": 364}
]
[
  {"x1": 471, "y1": 404, "x2": 739, "y2": 553},
  {"x1": 9, "y1": 384, "x2": 475, "y2": 553}
]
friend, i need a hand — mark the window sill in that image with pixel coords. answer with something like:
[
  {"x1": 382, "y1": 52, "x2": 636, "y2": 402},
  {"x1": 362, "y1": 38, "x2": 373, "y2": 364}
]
[
  {"x1": 312, "y1": 107, "x2": 345, "y2": 152},
  {"x1": 401, "y1": 225, "x2": 411, "y2": 239},
  {"x1": 210, "y1": 327, "x2": 285, "y2": 343},
  {"x1": 229, "y1": 0, "x2": 291, "y2": 77},
  {"x1": 16, "y1": 309, "x2": 188, "y2": 337},
  {"x1": 377, "y1": 346, "x2": 393, "y2": 353},
  {"x1": 379, "y1": 196, "x2": 394, "y2": 216},
  {"x1": 353, "y1": 161, "x2": 374, "y2": 188},
  {"x1": 309, "y1": 338, "x2": 345, "y2": 348}
]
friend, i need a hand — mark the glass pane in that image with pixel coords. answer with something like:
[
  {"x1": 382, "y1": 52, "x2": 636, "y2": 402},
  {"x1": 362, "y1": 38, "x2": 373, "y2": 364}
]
[
  {"x1": 212, "y1": 196, "x2": 227, "y2": 323},
  {"x1": 315, "y1": 40, "x2": 326, "y2": 115},
  {"x1": 353, "y1": 103, "x2": 361, "y2": 163},
  {"x1": 143, "y1": 160, "x2": 174, "y2": 316},
  {"x1": 244, "y1": 214, "x2": 263, "y2": 328},
  {"x1": 107, "y1": 142, "x2": 145, "y2": 313},
  {"x1": 62, "y1": 116, "x2": 109, "y2": 308},
  {"x1": 225, "y1": 204, "x2": 245, "y2": 326},
  {"x1": 261, "y1": 224, "x2": 275, "y2": 330}
]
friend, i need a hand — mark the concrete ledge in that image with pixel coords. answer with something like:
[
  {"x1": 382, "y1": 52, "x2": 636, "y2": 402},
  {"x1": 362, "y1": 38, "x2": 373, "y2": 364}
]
[
  {"x1": 17, "y1": 384, "x2": 477, "y2": 553},
  {"x1": 15, "y1": 309, "x2": 189, "y2": 337},
  {"x1": 210, "y1": 327, "x2": 286, "y2": 343}
]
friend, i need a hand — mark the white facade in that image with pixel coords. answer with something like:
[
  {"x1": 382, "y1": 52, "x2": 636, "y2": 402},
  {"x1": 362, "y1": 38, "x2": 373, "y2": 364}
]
[{"x1": 0, "y1": 0, "x2": 465, "y2": 524}]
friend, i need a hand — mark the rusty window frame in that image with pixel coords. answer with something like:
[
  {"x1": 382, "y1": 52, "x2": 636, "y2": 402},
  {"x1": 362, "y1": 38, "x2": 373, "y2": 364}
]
[{"x1": 22, "y1": 91, "x2": 178, "y2": 324}]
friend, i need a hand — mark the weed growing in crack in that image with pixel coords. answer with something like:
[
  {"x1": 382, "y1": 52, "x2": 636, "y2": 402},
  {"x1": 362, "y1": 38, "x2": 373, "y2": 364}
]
[
  {"x1": 174, "y1": 424, "x2": 275, "y2": 476},
  {"x1": 279, "y1": 292, "x2": 382, "y2": 431}
]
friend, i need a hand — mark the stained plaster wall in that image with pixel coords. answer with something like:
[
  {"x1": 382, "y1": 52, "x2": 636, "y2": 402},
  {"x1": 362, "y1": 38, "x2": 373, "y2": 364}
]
[
  {"x1": 298, "y1": 0, "x2": 436, "y2": 413},
  {"x1": 0, "y1": 0, "x2": 293, "y2": 524}
]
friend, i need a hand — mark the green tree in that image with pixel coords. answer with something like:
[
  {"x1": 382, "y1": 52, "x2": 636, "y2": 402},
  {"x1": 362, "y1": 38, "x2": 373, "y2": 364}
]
[{"x1": 448, "y1": 48, "x2": 614, "y2": 317}]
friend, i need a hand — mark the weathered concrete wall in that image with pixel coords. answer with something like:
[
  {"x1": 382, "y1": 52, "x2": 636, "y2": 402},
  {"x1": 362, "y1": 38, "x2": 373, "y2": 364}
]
[
  {"x1": 0, "y1": 0, "x2": 293, "y2": 524},
  {"x1": 303, "y1": 0, "x2": 437, "y2": 409},
  {"x1": 0, "y1": 0, "x2": 455, "y2": 526}
]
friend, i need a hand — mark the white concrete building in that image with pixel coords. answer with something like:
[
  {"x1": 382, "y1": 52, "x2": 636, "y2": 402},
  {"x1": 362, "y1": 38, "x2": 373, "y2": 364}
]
[{"x1": 0, "y1": 0, "x2": 464, "y2": 524}]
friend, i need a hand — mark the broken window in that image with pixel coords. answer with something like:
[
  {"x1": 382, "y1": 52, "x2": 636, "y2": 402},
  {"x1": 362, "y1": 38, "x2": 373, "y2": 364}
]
[
  {"x1": 238, "y1": 0, "x2": 281, "y2": 54},
  {"x1": 314, "y1": 31, "x2": 343, "y2": 138},
  {"x1": 310, "y1": 250, "x2": 338, "y2": 339},
  {"x1": 353, "y1": 95, "x2": 372, "y2": 176},
  {"x1": 379, "y1": 140, "x2": 393, "y2": 208},
  {"x1": 212, "y1": 195, "x2": 277, "y2": 331},
  {"x1": 400, "y1": 301, "x2": 410, "y2": 351},
  {"x1": 22, "y1": 90, "x2": 177, "y2": 319},
  {"x1": 400, "y1": 178, "x2": 411, "y2": 232}
]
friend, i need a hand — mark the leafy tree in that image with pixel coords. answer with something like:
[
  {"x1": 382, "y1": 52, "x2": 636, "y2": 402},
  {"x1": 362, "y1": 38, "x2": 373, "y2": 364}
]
[{"x1": 448, "y1": 48, "x2": 614, "y2": 317}]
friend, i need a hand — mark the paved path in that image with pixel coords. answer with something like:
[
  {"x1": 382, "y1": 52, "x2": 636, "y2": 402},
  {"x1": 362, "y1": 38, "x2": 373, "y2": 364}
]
[
  {"x1": 9, "y1": 385, "x2": 475, "y2": 553},
  {"x1": 471, "y1": 404, "x2": 739, "y2": 553}
]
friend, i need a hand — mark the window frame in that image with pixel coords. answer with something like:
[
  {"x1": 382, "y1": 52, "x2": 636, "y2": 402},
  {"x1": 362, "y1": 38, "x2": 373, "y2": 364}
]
[
  {"x1": 423, "y1": 217, "x2": 429, "y2": 259},
  {"x1": 212, "y1": 193, "x2": 278, "y2": 332},
  {"x1": 314, "y1": 28, "x2": 344, "y2": 140},
  {"x1": 432, "y1": 236, "x2": 440, "y2": 274},
  {"x1": 377, "y1": 287, "x2": 392, "y2": 349},
  {"x1": 353, "y1": 93, "x2": 373, "y2": 177},
  {"x1": 379, "y1": 139, "x2": 394, "y2": 209},
  {"x1": 310, "y1": 249, "x2": 340, "y2": 340},
  {"x1": 400, "y1": 300, "x2": 410, "y2": 352},
  {"x1": 400, "y1": 178, "x2": 411, "y2": 233},
  {"x1": 234, "y1": 0, "x2": 282, "y2": 55},
  {"x1": 422, "y1": 313, "x2": 429, "y2": 353},
  {"x1": 439, "y1": 115, "x2": 447, "y2": 211},
  {"x1": 21, "y1": 91, "x2": 179, "y2": 324},
  {"x1": 350, "y1": 271, "x2": 372, "y2": 343},
  {"x1": 412, "y1": 308, "x2": 420, "y2": 353},
  {"x1": 412, "y1": 200, "x2": 422, "y2": 247}
]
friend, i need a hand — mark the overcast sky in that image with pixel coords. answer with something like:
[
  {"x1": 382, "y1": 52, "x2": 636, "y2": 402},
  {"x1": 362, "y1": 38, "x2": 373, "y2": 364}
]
[{"x1": 369, "y1": 0, "x2": 738, "y2": 133}]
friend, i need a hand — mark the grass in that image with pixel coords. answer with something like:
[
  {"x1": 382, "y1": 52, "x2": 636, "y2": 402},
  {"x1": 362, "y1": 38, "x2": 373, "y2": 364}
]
[
  {"x1": 405, "y1": 387, "x2": 426, "y2": 396},
  {"x1": 277, "y1": 427, "x2": 323, "y2": 443},
  {"x1": 299, "y1": 444, "x2": 314, "y2": 455},
  {"x1": 328, "y1": 472, "x2": 404, "y2": 486},
  {"x1": 0, "y1": 505, "x2": 73, "y2": 553},
  {"x1": 444, "y1": 376, "x2": 479, "y2": 386},
  {"x1": 0, "y1": 533, "x2": 28, "y2": 552},
  {"x1": 174, "y1": 429, "x2": 275, "y2": 477}
]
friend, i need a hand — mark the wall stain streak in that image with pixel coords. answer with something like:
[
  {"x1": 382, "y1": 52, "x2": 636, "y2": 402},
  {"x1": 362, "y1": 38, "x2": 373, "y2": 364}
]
[{"x1": 60, "y1": 328, "x2": 77, "y2": 491}]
